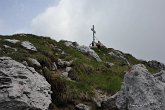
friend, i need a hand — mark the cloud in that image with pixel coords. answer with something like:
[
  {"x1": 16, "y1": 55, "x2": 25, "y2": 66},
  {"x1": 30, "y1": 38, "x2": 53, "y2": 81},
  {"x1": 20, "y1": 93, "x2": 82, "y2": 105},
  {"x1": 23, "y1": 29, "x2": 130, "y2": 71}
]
[
  {"x1": 31, "y1": 0, "x2": 165, "y2": 63},
  {"x1": 31, "y1": 0, "x2": 112, "y2": 44}
]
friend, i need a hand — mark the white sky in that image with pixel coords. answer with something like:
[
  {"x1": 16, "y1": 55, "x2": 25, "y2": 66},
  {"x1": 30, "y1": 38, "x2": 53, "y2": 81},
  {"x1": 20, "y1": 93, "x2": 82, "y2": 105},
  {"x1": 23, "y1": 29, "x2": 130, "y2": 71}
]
[{"x1": 0, "y1": 0, "x2": 165, "y2": 63}]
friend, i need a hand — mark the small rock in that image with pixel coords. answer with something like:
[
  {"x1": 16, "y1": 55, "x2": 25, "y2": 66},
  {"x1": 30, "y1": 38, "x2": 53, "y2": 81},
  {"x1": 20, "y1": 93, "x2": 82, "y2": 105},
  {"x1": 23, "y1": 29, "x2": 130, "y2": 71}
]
[
  {"x1": 28, "y1": 58, "x2": 41, "y2": 67},
  {"x1": 3, "y1": 45, "x2": 17, "y2": 51},
  {"x1": 64, "y1": 41, "x2": 73, "y2": 47},
  {"x1": 61, "y1": 72, "x2": 72, "y2": 80},
  {"x1": 4, "y1": 39, "x2": 20, "y2": 44},
  {"x1": 106, "y1": 62, "x2": 114, "y2": 68},
  {"x1": 65, "y1": 67, "x2": 72, "y2": 72},
  {"x1": 108, "y1": 50, "x2": 130, "y2": 65},
  {"x1": 57, "y1": 59, "x2": 72, "y2": 68},
  {"x1": 22, "y1": 61, "x2": 28, "y2": 66},
  {"x1": 62, "y1": 72, "x2": 69, "y2": 77},
  {"x1": 3, "y1": 45, "x2": 11, "y2": 48},
  {"x1": 75, "y1": 103, "x2": 90, "y2": 110},
  {"x1": 52, "y1": 62, "x2": 57, "y2": 70},
  {"x1": 93, "y1": 90, "x2": 111, "y2": 108},
  {"x1": 21, "y1": 41, "x2": 37, "y2": 51},
  {"x1": 77, "y1": 45, "x2": 102, "y2": 62},
  {"x1": 61, "y1": 51, "x2": 65, "y2": 54}
]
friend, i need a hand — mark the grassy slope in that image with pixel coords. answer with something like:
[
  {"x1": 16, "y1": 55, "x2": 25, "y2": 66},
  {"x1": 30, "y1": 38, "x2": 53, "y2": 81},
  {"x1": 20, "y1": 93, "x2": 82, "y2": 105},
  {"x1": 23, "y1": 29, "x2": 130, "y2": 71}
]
[{"x1": 0, "y1": 34, "x2": 159, "y2": 109}]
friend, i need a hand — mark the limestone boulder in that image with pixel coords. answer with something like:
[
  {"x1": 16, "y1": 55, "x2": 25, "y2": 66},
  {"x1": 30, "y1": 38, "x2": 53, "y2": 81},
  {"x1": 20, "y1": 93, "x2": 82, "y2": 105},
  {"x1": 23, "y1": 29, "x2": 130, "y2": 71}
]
[
  {"x1": 102, "y1": 64, "x2": 165, "y2": 110},
  {"x1": 0, "y1": 57, "x2": 52, "y2": 110}
]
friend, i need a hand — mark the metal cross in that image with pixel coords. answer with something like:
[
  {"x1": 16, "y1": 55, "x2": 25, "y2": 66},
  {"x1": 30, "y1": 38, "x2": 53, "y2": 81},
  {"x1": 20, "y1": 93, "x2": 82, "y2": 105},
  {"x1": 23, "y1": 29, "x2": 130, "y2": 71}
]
[{"x1": 91, "y1": 25, "x2": 96, "y2": 43}]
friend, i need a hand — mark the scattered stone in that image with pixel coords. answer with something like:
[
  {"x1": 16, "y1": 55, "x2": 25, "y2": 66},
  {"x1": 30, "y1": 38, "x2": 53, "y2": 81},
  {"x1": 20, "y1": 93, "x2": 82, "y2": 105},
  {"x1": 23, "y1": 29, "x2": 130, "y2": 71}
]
[
  {"x1": 0, "y1": 57, "x2": 51, "y2": 110},
  {"x1": 106, "y1": 62, "x2": 114, "y2": 68},
  {"x1": 64, "y1": 41, "x2": 73, "y2": 47},
  {"x1": 75, "y1": 103, "x2": 90, "y2": 110},
  {"x1": 101, "y1": 93, "x2": 118, "y2": 110},
  {"x1": 148, "y1": 60, "x2": 165, "y2": 70},
  {"x1": 52, "y1": 62, "x2": 57, "y2": 70},
  {"x1": 102, "y1": 64, "x2": 165, "y2": 110},
  {"x1": 21, "y1": 41, "x2": 37, "y2": 51},
  {"x1": 19, "y1": 33, "x2": 26, "y2": 36},
  {"x1": 22, "y1": 61, "x2": 28, "y2": 66},
  {"x1": 61, "y1": 51, "x2": 65, "y2": 55},
  {"x1": 57, "y1": 59, "x2": 72, "y2": 68},
  {"x1": 4, "y1": 39, "x2": 20, "y2": 44},
  {"x1": 62, "y1": 72, "x2": 69, "y2": 77},
  {"x1": 65, "y1": 67, "x2": 72, "y2": 72},
  {"x1": 77, "y1": 45, "x2": 102, "y2": 62},
  {"x1": 3, "y1": 45, "x2": 11, "y2": 48},
  {"x1": 108, "y1": 50, "x2": 130, "y2": 65},
  {"x1": 61, "y1": 72, "x2": 72, "y2": 81},
  {"x1": 93, "y1": 90, "x2": 111, "y2": 108},
  {"x1": 28, "y1": 58, "x2": 41, "y2": 67},
  {"x1": 3, "y1": 45, "x2": 17, "y2": 51}
]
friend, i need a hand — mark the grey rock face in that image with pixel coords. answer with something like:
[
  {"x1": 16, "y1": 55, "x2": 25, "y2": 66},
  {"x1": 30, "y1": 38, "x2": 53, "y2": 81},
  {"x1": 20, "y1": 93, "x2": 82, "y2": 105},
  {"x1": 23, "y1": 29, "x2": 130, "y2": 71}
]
[
  {"x1": 102, "y1": 64, "x2": 165, "y2": 110},
  {"x1": 0, "y1": 57, "x2": 52, "y2": 110},
  {"x1": 64, "y1": 41, "x2": 101, "y2": 62},
  {"x1": 148, "y1": 60, "x2": 165, "y2": 70},
  {"x1": 21, "y1": 41, "x2": 37, "y2": 51},
  {"x1": 76, "y1": 103, "x2": 91, "y2": 110}
]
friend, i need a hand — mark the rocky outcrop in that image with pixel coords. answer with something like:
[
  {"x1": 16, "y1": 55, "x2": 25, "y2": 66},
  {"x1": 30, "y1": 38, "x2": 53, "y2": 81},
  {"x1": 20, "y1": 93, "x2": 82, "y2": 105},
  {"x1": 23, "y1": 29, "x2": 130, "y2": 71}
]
[
  {"x1": 64, "y1": 41, "x2": 101, "y2": 62},
  {"x1": 0, "y1": 57, "x2": 51, "y2": 110},
  {"x1": 21, "y1": 41, "x2": 37, "y2": 51},
  {"x1": 148, "y1": 60, "x2": 165, "y2": 70},
  {"x1": 102, "y1": 64, "x2": 165, "y2": 110},
  {"x1": 108, "y1": 50, "x2": 130, "y2": 65}
]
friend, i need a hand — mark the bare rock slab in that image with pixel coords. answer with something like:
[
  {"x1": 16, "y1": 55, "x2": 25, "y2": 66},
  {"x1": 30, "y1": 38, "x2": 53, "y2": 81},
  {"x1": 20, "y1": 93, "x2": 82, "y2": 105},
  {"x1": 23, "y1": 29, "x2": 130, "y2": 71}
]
[
  {"x1": 102, "y1": 64, "x2": 165, "y2": 110},
  {"x1": 0, "y1": 57, "x2": 52, "y2": 110}
]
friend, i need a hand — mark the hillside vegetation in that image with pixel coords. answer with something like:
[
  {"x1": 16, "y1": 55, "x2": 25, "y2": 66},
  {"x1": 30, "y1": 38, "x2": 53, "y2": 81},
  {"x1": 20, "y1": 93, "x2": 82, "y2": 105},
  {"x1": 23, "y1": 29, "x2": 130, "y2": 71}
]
[{"x1": 0, "y1": 34, "x2": 160, "y2": 110}]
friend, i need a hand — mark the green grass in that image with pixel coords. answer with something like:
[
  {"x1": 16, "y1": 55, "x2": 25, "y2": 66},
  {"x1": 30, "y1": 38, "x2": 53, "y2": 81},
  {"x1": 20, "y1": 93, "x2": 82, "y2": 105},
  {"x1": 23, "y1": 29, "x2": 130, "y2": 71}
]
[{"x1": 0, "y1": 34, "x2": 160, "y2": 109}]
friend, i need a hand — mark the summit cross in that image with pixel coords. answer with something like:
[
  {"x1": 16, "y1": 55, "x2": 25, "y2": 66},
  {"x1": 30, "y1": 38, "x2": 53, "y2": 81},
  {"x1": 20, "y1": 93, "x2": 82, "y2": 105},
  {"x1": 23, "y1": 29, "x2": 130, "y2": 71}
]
[{"x1": 91, "y1": 25, "x2": 96, "y2": 44}]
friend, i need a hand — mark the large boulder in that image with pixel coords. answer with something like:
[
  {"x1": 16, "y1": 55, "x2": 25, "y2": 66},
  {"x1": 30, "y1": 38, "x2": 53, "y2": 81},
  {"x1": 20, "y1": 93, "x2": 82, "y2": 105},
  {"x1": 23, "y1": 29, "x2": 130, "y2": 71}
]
[
  {"x1": 0, "y1": 57, "x2": 52, "y2": 110},
  {"x1": 102, "y1": 64, "x2": 165, "y2": 110}
]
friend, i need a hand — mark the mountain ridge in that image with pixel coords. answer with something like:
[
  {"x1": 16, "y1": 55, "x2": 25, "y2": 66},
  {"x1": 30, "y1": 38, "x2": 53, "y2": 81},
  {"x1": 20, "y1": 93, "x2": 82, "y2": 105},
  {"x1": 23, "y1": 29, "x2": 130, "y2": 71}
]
[{"x1": 0, "y1": 33, "x2": 164, "y2": 110}]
